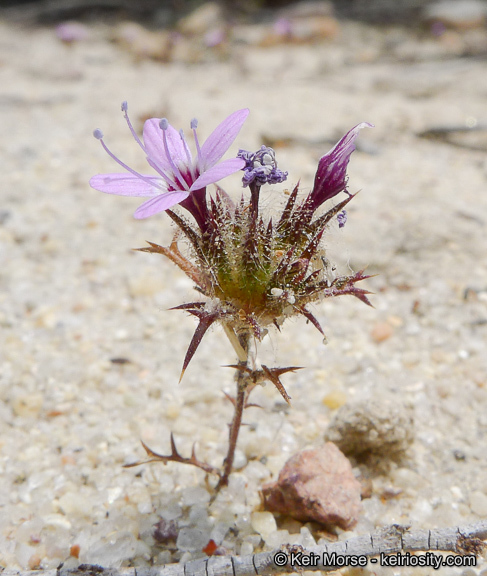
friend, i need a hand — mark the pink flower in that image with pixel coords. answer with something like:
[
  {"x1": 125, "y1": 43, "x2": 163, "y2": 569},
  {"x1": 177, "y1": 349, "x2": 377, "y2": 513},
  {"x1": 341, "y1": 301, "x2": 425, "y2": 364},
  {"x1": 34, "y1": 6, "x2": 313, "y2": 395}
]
[
  {"x1": 308, "y1": 122, "x2": 373, "y2": 210},
  {"x1": 90, "y1": 104, "x2": 249, "y2": 219}
]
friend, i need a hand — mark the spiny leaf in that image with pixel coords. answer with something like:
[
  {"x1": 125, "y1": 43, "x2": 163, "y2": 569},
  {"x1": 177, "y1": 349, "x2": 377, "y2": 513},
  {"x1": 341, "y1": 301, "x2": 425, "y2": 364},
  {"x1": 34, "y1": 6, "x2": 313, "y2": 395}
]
[
  {"x1": 123, "y1": 437, "x2": 220, "y2": 476},
  {"x1": 287, "y1": 195, "x2": 315, "y2": 244},
  {"x1": 223, "y1": 390, "x2": 261, "y2": 409},
  {"x1": 298, "y1": 227, "x2": 325, "y2": 261},
  {"x1": 311, "y1": 269, "x2": 375, "y2": 305},
  {"x1": 165, "y1": 209, "x2": 204, "y2": 260},
  {"x1": 261, "y1": 365, "x2": 296, "y2": 404},
  {"x1": 210, "y1": 194, "x2": 231, "y2": 229},
  {"x1": 170, "y1": 432, "x2": 178, "y2": 456},
  {"x1": 296, "y1": 305, "x2": 325, "y2": 335},
  {"x1": 180, "y1": 312, "x2": 219, "y2": 381},
  {"x1": 135, "y1": 241, "x2": 206, "y2": 290},
  {"x1": 276, "y1": 181, "x2": 300, "y2": 233},
  {"x1": 234, "y1": 194, "x2": 245, "y2": 221},
  {"x1": 262, "y1": 219, "x2": 273, "y2": 265},
  {"x1": 302, "y1": 269, "x2": 322, "y2": 288},
  {"x1": 143, "y1": 439, "x2": 167, "y2": 460},
  {"x1": 284, "y1": 257, "x2": 310, "y2": 285},
  {"x1": 351, "y1": 289, "x2": 374, "y2": 307},
  {"x1": 308, "y1": 193, "x2": 356, "y2": 236},
  {"x1": 214, "y1": 184, "x2": 235, "y2": 213},
  {"x1": 271, "y1": 246, "x2": 295, "y2": 284},
  {"x1": 242, "y1": 195, "x2": 261, "y2": 270},
  {"x1": 170, "y1": 301, "x2": 206, "y2": 312}
]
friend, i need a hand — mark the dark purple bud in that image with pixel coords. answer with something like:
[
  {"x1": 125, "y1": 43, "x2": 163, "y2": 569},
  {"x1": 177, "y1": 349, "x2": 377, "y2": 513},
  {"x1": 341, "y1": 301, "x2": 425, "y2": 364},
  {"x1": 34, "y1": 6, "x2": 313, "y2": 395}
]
[
  {"x1": 309, "y1": 123, "x2": 373, "y2": 210},
  {"x1": 238, "y1": 145, "x2": 288, "y2": 188},
  {"x1": 337, "y1": 210, "x2": 347, "y2": 228}
]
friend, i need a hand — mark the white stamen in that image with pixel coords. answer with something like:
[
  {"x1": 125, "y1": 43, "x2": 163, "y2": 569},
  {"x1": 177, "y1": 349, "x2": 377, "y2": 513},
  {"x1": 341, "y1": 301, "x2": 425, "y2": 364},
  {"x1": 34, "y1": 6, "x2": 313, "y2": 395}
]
[
  {"x1": 192, "y1": 122, "x2": 203, "y2": 168},
  {"x1": 97, "y1": 137, "x2": 164, "y2": 191},
  {"x1": 122, "y1": 102, "x2": 147, "y2": 154}
]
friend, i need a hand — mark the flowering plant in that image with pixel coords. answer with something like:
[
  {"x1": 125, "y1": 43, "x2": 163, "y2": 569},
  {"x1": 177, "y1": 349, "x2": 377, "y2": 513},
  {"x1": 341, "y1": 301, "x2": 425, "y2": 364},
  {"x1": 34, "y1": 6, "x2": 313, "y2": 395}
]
[{"x1": 90, "y1": 105, "x2": 372, "y2": 491}]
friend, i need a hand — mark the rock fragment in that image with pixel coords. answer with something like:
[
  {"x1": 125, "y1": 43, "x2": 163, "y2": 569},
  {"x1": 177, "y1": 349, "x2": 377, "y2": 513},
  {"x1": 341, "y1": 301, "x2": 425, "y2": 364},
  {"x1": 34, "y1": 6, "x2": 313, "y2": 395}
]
[
  {"x1": 262, "y1": 443, "x2": 362, "y2": 530},
  {"x1": 325, "y1": 398, "x2": 414, "y2": 458}
]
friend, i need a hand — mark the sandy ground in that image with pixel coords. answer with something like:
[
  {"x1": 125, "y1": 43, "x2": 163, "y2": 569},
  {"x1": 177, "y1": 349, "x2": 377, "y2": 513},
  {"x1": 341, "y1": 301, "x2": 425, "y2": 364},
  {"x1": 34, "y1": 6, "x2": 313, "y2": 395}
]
[{"x1": 1, "y1": 12, "x2": 487, "y2": 574}]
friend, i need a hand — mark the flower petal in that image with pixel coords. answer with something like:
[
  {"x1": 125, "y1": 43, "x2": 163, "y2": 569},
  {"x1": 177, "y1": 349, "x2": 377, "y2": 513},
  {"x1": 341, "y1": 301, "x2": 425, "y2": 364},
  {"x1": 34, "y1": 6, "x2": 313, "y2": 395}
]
[
  {"x1": 133, "y1": 190, "x2": 190, "y2": 219},
  {"x1": 190, "y1": 157, "x2": 245, "y2": 191},
  {"x1": 199, "y1": 109, "x2": 249, "y2": 170},
  {"x1": 143, "y1": 119, "x2": 190, "y2": 173},
  {"x1": 310, "y1": 122, "x2": 373, "y2": 207},
  {"x1": 90, "y1": 173, "x2": 162, "y2": 196}
]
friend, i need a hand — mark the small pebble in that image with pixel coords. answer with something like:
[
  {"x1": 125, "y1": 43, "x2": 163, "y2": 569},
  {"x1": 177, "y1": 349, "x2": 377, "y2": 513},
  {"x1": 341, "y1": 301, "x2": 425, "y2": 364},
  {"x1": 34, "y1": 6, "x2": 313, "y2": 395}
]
[
  {"x1": 322, "y1": 390, "x2": 347, "y2": 410},
  {"x1": 250, "y1": 511, "x2": 277, "y2": 539},
  {"x1": 370, "y1": 321, "x2": 394, "y2": 343}
]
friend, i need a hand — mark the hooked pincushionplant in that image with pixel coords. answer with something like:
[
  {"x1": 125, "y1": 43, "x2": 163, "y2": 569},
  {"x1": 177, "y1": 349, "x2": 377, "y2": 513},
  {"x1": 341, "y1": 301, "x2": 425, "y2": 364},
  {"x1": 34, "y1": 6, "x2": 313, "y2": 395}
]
[{"x1": 90, "y1": 105, "x2": 373, "y2": 491}]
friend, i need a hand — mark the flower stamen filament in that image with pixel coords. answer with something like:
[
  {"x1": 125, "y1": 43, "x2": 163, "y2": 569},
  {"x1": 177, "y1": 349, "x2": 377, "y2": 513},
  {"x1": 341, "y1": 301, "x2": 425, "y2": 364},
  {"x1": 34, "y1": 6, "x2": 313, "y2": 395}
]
[
  {"x1": 93, "y1": 130, "x2": 164, "y2": 191},
  {"x1": 159, "y1": 119, "x2": 190, "y2": 191}
]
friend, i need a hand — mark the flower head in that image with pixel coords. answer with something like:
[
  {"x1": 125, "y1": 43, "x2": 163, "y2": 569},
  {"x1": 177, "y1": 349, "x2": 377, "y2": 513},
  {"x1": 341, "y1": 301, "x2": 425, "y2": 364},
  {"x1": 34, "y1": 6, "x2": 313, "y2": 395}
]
[
  {"x1": 90, "y1": 104, "x2": 249, "y2": 219},
  {"x1": 237, "y1": 145, "x2": 288, "y2": 187},
  {"x1": 308, "y1": 122, "x2": 373, "y2": 211}
]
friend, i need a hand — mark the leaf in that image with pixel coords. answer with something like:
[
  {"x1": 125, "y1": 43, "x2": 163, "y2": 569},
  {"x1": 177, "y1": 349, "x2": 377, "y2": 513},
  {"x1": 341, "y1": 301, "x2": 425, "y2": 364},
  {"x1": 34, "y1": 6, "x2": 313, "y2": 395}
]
[
  {"x1": 180, "y1": 312, "x2": 219, "y2": 380},
  {"x1": 296, "y1": 306, "x2": 325, "y2": 335},
  {"x1": 298, "y1": 227, "x2": 325, "y2": 261},
  {"x1": 308, "y1": 193, "x2": 356, "y2": 236},
  {"x1": 261, "y1": 365, "x2": 302, "y2": 404},
  {"x1": 165, "y1": 209, "x2": 204, "y2": 259},
  {"x1": 276, "y1": 181, "x2": 300, "y2": 234},
  {"x1": 271, "y1": 246, "x2": 295, "y2": 284}
]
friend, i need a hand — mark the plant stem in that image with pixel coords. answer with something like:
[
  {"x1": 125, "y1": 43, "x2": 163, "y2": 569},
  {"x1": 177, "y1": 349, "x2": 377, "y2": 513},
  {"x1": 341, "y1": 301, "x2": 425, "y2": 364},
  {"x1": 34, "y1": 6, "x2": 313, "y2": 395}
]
[{"x1": 215, "y1": 331, "x2": 251, "y2": 492}]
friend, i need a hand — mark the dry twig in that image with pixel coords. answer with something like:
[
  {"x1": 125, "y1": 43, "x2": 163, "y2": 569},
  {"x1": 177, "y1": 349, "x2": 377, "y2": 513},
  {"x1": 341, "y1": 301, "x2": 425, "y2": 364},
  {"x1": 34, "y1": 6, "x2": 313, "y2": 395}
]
[{"x1": 3, "y1": 521, "x2": 486, "y2": 576}]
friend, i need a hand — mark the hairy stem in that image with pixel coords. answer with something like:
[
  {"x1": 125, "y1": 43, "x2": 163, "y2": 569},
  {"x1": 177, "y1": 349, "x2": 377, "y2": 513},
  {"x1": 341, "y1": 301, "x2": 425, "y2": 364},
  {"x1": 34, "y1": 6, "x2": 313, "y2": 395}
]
[
  {"x1": 215, "y1": 331, "x2": 252, "y2": 492},
  {"x1": 222, "y1": 324, "x2": 247, "y2": 362},
  {"x1": 216, "y1": 378, "x2": 246, "y2": 491}
]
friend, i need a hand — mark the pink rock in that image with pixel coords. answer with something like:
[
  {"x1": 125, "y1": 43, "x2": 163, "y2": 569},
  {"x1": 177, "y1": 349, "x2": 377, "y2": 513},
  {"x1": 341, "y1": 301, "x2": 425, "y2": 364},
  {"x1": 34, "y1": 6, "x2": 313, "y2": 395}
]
[{"x1": 262, "y1": 443, "x2": 362, "y2": 530}]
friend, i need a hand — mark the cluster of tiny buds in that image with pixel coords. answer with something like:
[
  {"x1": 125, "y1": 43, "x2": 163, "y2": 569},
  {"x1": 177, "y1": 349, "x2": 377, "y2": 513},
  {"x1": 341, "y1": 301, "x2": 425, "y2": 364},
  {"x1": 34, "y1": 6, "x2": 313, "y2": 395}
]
[{"x1": 238, "y1": 145, "x2": 288, "y2": 187}]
